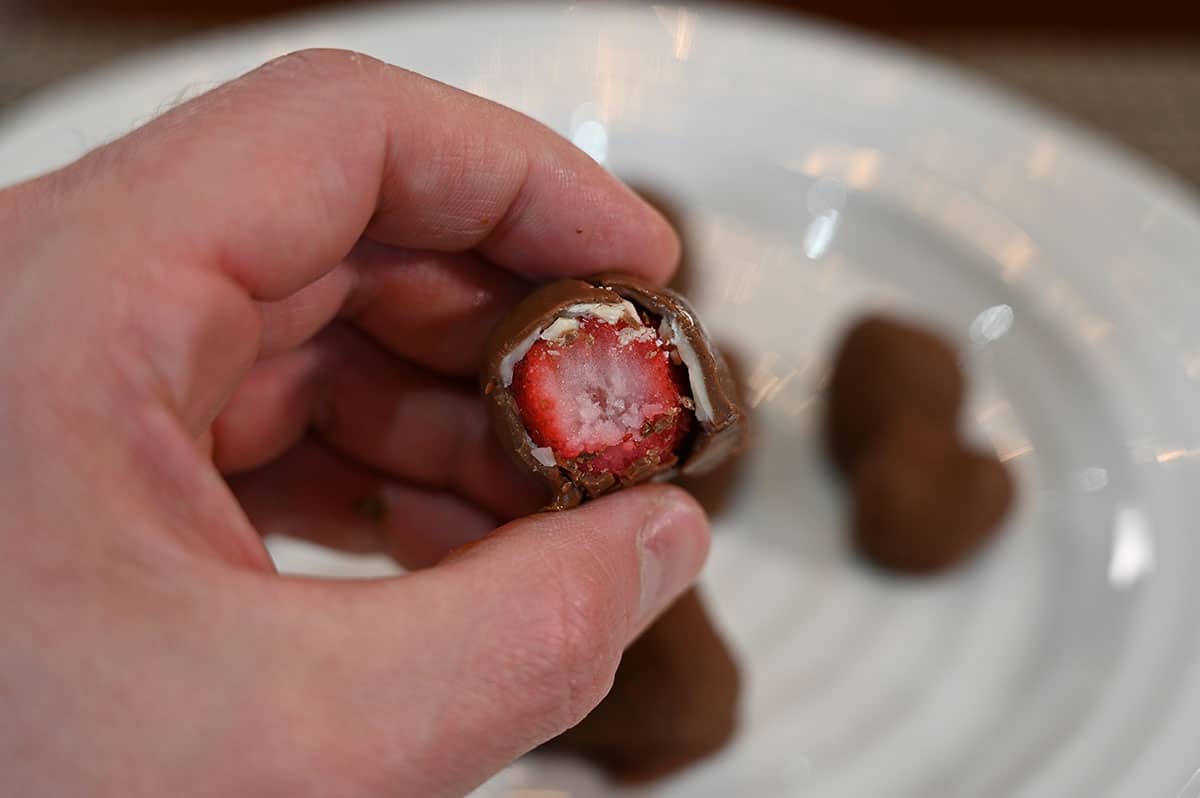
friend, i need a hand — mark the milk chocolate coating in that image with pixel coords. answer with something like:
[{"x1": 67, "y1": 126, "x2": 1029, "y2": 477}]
[
  {"x1": 851, "y1": 417, "x2": 1015, "y2": 573},
  {"x1": 481, "y1": 274, "x2": 746, "y2": 510},
  {"x1": 541, "y1": 588, "x2": 741, "y2": 782},
  {"x1": 827, "y1": 316, "x2": 965, "y2": 473}
]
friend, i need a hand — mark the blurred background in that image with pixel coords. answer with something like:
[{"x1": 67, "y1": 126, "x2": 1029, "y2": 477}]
[{"x1": 2, "y1": 0, "x2": 1199, "y2": 186}]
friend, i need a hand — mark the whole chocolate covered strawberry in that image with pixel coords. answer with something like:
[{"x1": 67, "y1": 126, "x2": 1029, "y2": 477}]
[{"x1": 481, "y1": 273, "x2": 745, "y2": 510}]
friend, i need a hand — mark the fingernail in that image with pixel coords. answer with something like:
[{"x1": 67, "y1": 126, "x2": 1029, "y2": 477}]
[{"x1": 636, "y1": 489, "x2": 710, "y2": 627}]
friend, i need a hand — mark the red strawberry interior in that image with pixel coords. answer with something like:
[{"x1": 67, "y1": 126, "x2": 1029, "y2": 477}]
[{"x1": 511, "y1": 312, "x2": 693, "y2": 478}]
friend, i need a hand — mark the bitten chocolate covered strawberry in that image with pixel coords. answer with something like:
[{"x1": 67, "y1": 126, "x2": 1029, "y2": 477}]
[
  {"x1": 510, "y1": 313, "x2": 693, "y2": 480},
  {"x1": 482, "y1": 273, "x2": 745, "y2": 510}
]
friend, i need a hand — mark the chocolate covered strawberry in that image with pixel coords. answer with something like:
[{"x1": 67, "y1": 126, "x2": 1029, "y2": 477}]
[{"x1": 482, "y1": 273, "x2": 745, "y2": 510}]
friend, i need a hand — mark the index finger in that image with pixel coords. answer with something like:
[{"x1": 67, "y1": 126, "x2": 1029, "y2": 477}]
[{"x1": 62, "y1": 48, "x2": 680, "y2": 301}]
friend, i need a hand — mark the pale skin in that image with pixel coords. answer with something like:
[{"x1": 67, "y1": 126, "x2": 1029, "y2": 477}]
[{"x1": 0, "y1": 50, "x2": 711, "y2": 797}]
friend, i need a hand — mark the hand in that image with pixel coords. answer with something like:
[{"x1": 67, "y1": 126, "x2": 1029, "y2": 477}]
[{"x1": 0, "y1": 50, "x2": 710, "y2": 798}]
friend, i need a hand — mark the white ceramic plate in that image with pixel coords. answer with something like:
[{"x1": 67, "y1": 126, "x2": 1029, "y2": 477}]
[{"x1": 5, "y1": 3, "x2": 1200, "y2": 796}]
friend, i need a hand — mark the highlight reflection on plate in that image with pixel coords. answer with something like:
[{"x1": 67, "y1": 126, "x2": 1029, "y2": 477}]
[{"x1": 4, "y1": 3, "x2": 1200, "y2": 796}]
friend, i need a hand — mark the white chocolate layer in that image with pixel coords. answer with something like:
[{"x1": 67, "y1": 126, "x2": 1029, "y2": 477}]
[
  {"x1": 660, "y1": 317, "x2": 715, "y2": 424},
  {"x1": 498, "y1": 300, "x2": 641, "y2": 386}
]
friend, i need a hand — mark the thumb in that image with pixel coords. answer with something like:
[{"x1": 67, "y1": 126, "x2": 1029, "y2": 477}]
[{"x1": 283, "y1": 484, "x2": 710, "y2": 797}]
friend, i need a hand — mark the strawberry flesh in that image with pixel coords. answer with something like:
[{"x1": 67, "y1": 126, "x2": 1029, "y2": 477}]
[{"x1": 511, "y1": 314, "x2": 692, "y2": 477}]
